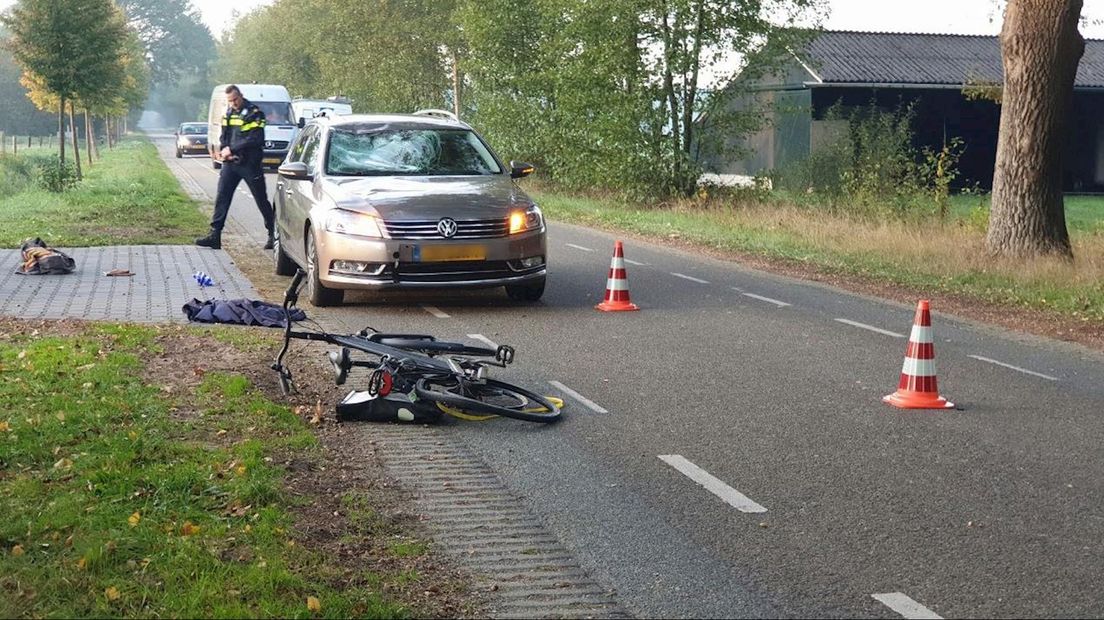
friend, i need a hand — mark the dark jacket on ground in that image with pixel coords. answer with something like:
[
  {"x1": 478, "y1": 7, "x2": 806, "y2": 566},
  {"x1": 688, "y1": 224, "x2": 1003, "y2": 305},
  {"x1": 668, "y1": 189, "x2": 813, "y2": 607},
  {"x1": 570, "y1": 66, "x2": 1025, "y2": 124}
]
[
  {"x1": 219, "y1": 98, "x2": 266, "y2": 168},
  {"x1": 182, "y1": 298, "x2": 304, "y2": 327}
]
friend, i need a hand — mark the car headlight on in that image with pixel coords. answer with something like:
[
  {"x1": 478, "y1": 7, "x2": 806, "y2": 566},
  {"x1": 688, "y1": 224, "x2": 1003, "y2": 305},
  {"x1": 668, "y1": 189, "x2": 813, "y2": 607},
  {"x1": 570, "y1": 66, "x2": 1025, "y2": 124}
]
[
  {"x1": 325, "y1": 209, "x2": 383, "y2": 238},
  {"x1": 509, "y1": 204, "x2": 543, "y2": 234}
]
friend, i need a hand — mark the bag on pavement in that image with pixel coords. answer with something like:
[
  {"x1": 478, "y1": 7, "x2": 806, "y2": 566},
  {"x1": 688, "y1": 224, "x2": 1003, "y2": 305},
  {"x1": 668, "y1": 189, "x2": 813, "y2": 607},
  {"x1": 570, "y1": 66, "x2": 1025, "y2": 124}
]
[{"x1": 15, "y1": 238, "x2": 76, "y2": 275}]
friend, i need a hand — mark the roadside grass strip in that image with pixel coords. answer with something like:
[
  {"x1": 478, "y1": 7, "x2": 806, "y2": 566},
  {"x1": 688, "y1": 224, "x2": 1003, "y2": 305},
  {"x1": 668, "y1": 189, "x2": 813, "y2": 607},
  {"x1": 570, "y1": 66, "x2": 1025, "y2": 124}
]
[
  {"x1": 657, "y1": 455, "x2": 767, "y2": 514},
  {"x1": 0, "y1": 323, "x2": 409, "y2": 618},
  {"x1": 968, "y1": 355, "x2": 1059, "y2": 381},
  {"x1": 0, "y1": 138, "x2": 208, "y2": 248},
  {"x1": 872, "y1": 592, "x2": 943, "y2": 619},
  {"x1": 421, "y1": 305, "x2": 450, "y2": 318},
  {"x1": 834, "y1": 318, "x2": 907, "y2": 338},
  {"x1": 741, "y1": 292, "x2": 791, "y2": 307},
  {"x1": 547, "y1": 381, "x2": 608, "y2": 413},
  {"x1": 671, "y1": 272, "x2": 710, "y2": 284}
]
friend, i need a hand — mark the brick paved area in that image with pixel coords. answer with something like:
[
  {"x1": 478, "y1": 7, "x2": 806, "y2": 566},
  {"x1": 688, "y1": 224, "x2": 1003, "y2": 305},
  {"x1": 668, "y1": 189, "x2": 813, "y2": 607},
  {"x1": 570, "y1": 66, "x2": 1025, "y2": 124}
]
[{"x1": 0, "y1": 245, "x2": 259, "y2": 323}]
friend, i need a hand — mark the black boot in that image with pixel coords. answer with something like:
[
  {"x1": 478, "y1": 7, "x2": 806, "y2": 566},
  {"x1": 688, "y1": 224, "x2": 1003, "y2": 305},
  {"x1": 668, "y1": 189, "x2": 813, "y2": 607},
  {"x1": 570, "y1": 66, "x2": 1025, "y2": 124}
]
[
  {"x1": 195, "y1": 230, "x2": 221, "y2": 250},
  {"x1": 264, "y1": 229, "x2": 275, "y2": 250}
]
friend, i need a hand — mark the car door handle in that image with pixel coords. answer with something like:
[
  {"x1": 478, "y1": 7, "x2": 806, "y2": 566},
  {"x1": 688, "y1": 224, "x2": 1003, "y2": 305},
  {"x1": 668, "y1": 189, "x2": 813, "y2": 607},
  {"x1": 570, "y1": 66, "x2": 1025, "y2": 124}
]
[{"x1": 285, "y1": 189, "x2": 293, "y2": 196}]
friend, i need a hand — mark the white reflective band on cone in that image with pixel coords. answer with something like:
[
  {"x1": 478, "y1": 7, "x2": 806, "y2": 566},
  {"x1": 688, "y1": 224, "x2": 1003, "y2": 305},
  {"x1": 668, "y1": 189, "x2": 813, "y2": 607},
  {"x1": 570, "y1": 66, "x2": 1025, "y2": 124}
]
[
  {"x1": 910, "y1": 325, "x2": 933, "y2": 343},
  {"x1": 610, "y1": 257, "x2": 625, "y2": 268},
  {"x1": 901, "y1": 357, "x2": 936, "y2": 377},
  {"x1": 605, "y1": 279, "x2": 629, "y2": 291}
]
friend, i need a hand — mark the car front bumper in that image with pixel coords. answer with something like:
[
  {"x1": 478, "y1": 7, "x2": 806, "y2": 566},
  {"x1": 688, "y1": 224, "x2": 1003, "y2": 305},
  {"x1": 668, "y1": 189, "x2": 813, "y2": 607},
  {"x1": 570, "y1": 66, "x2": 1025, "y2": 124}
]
[{"x1": 315, "y1": 228, "x2": 547, "y2": 291}]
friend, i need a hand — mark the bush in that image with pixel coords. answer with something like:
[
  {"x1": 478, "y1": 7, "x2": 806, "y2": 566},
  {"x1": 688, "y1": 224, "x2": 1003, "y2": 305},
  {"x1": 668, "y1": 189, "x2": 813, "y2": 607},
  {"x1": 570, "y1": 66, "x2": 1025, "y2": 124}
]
[
  {"x1": 0, "y1": 155, "x2": 39, "y2": 199},
  {"x1": 771, "y1": 101, "x2": 964, "y2": 220},
  {"x1": 32, "y1": 156, "x2": 80, "y2": 193}
]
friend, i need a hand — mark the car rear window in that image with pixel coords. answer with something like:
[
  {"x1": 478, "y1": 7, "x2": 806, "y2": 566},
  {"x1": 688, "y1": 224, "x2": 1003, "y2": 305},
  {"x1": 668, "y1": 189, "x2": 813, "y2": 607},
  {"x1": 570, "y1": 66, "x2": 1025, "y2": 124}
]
[{"x1": 326, "y1": 128, "x2": 502, "y2": 176}]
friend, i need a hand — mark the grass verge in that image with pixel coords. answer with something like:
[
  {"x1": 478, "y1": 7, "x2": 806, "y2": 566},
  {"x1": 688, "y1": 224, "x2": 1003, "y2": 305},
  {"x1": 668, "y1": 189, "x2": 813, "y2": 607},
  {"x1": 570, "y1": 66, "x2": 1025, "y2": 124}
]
[
  {"x1": 0, "y1": 320, "x2": 454, "y2": 618},
  {"x1": 533, "y1": 188, "x2": 1104, "y2": 325},
  {"x1": 0, "y1": 138, "x2": 207, "y2": 248}
]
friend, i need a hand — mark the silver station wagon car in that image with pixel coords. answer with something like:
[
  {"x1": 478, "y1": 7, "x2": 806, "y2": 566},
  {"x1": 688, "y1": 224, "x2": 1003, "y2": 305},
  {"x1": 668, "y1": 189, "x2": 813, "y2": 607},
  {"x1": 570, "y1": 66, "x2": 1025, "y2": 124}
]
[{"x1": 272, "y1": 111, "x2": 546, "y2": 306}]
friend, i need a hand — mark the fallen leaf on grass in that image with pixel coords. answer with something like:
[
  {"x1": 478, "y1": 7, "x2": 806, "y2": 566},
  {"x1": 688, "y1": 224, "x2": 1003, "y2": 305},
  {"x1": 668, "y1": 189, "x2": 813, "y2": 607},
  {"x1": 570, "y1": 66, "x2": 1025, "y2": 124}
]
[
  {"x1": 105, "y1": 586, "x2": 120, "y2": 601},
  {"x1": 235, "y1": 465, "x2": 247, "y2": 477},
  {"x1": 309, "y1": 400, "x2": 323, "y2": 425},
  {"x1": 52, "y1": 458, "x2": 73, "y2": 470},
  {"x1": 306, "y1": 596, "x2": 321, "y2": 612},
  {"x1": 11, "y1": 545, "x2": 24, "y2": 556},
  {"x1": 76, "y1": 557, "x2": 86, "y2": 570},
  {"x1": 181, "y1": 521, "x2": 201, "y2": 536},
  {"x1": 0, "y1": 421, "x2": 9, "y2": 432},
  {"x1": 128, "y1": 512, "x2": 141, "y2": 527}
]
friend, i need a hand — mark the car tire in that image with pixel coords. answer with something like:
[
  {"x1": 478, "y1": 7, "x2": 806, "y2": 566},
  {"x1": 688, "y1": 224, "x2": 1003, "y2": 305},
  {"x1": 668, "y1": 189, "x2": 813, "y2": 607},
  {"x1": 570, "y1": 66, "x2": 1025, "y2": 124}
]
[
  {"x1": 505, "y1": 277, "x2": 545, "y2": 302},
  {"x1": 306, "y1": 229, "x2": 343, "y2": 307},
  {"x1": 175, "y1": 148, "x2": 182, "y2": 158},
  {"x1": 273, "y1": 225, "x2": 296, "y2": 276}
]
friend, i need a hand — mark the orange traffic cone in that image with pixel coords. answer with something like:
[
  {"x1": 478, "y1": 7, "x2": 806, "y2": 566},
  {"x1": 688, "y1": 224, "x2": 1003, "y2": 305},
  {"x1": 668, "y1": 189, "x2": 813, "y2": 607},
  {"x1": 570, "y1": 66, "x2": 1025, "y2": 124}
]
[
  {"x1": 884, "y1": 300, "x2": 954, "y2": 409},
  {"x1": 596, "y1": 241, "x2": 639, "y2": 312}
]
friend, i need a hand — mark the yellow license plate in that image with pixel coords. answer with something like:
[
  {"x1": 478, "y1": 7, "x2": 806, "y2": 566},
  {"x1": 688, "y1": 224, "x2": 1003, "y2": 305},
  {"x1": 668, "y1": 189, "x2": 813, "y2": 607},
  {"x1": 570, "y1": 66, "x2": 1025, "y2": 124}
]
[
  {"x1": 263, "y1": 158, "x2": 281, "y2": 165},
  {"x1": 419, "y1": 245, "x2": 486, "y2": 262}
]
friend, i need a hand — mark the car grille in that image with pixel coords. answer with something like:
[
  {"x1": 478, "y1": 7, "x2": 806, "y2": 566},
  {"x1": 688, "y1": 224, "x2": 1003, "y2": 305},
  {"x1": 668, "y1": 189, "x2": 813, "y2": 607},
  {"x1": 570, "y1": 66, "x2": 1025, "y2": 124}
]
[
  {"x1": 264, "y1": 140, "x2": 289, "y2": 150},
  {"x1": 383, "y1": 217, "x2": 509, "y2": 240},
  {"x1": 383, "y1": 260, "x2": 540, "y2": 282}
]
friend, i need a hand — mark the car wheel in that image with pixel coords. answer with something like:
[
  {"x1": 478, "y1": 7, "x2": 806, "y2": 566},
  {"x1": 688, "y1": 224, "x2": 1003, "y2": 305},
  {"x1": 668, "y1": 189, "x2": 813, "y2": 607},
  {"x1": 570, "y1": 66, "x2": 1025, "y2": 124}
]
[
  {"x1": 273, "y1": 225, "x2": 296, "y2": 276},
  {"x1": 505, "y1": 277, "x2": 545, "y2": 302},
  {"x1": 306, "y1": 229, "x2": 343, "y2": 307},
  {"x1": 175, "y1": 148, "x2": 182, "y2": 158}
]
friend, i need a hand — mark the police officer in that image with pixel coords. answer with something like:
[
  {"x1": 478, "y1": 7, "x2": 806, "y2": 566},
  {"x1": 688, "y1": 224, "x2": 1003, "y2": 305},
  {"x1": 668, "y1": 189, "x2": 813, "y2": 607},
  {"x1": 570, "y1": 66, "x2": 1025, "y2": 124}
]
[{"x1": 195, "y1": 84, "x2": 276, "y2": 250}]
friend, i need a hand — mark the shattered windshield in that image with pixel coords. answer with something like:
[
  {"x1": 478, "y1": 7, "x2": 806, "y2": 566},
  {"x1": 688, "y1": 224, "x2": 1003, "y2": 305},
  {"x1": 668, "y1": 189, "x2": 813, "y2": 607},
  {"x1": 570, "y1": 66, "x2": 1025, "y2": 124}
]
[{"x1": 326, "y1": 127, "x2": 503, "y2": 176}]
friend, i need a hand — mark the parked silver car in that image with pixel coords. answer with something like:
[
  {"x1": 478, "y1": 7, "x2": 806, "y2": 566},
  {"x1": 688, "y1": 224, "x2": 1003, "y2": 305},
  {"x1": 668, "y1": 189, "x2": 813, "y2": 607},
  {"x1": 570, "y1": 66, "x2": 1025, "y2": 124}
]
[{"x1": 272, "y1": 112, "x2": 546, "y2": 306}]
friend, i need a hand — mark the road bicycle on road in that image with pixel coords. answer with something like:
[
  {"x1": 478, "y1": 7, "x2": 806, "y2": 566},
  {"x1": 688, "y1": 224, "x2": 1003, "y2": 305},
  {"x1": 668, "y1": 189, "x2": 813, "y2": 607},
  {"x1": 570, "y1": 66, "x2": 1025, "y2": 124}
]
[{"x1": 272, "y1": 270, "x2": 563, "y2": 424}]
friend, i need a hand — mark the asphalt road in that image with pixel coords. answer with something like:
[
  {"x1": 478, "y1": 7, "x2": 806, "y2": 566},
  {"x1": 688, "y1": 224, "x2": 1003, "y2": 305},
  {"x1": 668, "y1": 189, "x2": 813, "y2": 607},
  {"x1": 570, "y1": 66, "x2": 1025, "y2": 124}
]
[{"x1": 158, "y1": 137, "x2": 1104, "y2": 619}]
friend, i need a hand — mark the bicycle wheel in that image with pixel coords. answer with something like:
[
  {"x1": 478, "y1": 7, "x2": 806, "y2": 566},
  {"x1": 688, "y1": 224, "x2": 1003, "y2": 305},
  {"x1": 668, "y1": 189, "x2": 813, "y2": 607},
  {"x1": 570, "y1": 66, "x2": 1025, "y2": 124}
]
[{"x1": 415, "y1": 378, "x2": 562, "y2": 423}]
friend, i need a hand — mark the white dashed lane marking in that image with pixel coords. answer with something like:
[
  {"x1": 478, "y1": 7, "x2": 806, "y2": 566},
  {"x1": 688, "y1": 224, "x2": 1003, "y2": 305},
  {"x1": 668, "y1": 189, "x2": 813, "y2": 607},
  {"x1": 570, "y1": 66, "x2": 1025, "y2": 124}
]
[
  {"x1": 658, "y1": 455, "x2": 767, "y2": 513},
  {"x1": 968, "y1": 355, "x2": 1058, "y2": 381},
  {"x1": 671, "y1": 272, "x2": 710, "y2": 284},
  {"x1": 834, "y1": 318, "x2": 906, "y2": 338},
  {"x1": 741, "y1": 292, "x2": 791, "y2": 307},
  {"x1": 420, "y1": 305, "x2": 450, "y2": 319},
  {"x1": 548, "y1": 381, "x2": 608, "y2": 413},
  {"x1": 467, "y1": 334, "x2": 499, "y2": 349},
  {"x1": 871, "y1": 592, "x2": 942, "y2": 619},
  {"x1": 623, "y1": 258, "x2": 648, "y2": 266},
  {"x1": 565, "y1": 243, "x2": 595, "y2": 252}
]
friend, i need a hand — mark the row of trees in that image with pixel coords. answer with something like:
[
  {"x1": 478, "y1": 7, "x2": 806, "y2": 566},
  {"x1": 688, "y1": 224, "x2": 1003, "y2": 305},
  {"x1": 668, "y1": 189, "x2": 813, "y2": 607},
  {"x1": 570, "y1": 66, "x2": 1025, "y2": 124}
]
[
  {"x1": 217, "y1": 0, "x2": 821, "y2": 198},
  {"x1": 1, "y1": 0, "x2": 148, "y2": 178},
  {"x1": 215, "y1": 0, "x2": 1092, "y2": 260}
]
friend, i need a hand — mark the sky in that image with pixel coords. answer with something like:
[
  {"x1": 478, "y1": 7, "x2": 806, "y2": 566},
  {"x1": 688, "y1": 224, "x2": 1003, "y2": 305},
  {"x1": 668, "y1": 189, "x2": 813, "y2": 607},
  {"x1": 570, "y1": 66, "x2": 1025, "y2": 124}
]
[{"x1": 191, "y1": 0, "x2": 1104, "y2": 39}]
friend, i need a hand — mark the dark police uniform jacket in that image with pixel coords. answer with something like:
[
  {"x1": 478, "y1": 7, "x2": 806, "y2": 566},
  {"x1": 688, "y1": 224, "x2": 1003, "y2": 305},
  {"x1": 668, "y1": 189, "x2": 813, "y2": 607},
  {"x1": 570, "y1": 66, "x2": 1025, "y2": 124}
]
[{"x1": 219, "y1": 99, "x2": 266, "y2": 168}]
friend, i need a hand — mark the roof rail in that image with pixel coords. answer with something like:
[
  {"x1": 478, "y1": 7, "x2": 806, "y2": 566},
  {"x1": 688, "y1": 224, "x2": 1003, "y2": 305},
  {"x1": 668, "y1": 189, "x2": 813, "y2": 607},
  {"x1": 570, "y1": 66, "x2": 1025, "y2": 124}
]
[{"x1": 412, "y1": 108, "x2": 459, "y2": 121}]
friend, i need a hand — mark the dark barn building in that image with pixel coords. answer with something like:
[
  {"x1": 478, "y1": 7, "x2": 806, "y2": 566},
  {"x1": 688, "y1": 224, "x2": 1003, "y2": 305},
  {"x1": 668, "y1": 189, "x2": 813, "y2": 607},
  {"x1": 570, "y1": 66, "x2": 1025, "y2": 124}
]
[{"x1": 711, "y1": 31, "x2": 1104, "y2": 192}]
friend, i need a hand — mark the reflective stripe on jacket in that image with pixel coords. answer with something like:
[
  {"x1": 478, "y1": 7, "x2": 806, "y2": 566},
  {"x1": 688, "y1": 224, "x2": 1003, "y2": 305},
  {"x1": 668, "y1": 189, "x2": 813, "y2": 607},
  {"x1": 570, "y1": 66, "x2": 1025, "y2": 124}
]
[{"x1": 219, "y1": 99, "x2": 266, "y2": 165}]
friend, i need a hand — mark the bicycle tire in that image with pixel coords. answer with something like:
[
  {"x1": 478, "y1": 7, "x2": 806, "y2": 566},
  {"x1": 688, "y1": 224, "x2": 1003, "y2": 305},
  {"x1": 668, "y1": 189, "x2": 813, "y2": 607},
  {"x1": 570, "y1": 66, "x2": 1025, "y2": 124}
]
[{"x1": 415, "y1": 378, "x2": 562, "y2": 423}]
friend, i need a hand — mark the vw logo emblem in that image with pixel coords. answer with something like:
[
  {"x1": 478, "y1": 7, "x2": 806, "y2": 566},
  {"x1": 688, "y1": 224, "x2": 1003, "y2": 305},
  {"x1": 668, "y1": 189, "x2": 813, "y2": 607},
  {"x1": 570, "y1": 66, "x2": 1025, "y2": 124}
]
[
  {"x1": 437, "y1": 218, "x2": 458, "y2": 238},
  {"x1": 264, "y1": 140, "x2": 274, "y2": 149}
]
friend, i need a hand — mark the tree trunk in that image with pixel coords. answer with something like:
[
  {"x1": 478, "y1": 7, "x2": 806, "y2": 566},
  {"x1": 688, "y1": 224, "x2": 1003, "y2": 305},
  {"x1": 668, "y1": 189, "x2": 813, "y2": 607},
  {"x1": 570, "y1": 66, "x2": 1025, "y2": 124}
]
[
  {"x1": 660, "y1": 6, "x2": 681, "y2": 189},
  {"x1": 58, "y1": 96, "x2": 66, "y2": 164},
  {"x1": 987, "y1": 0, "x2": 1084, "y2": 258},
  {"x1": 85, "y1": 110, "x2": 94, "y2": 166},
  {"x1": 69, "y1": 102, "x2": 82, "y2": 180},
  {"x1": 451, "y1": 49, "x2": 461, "y2": 120}
]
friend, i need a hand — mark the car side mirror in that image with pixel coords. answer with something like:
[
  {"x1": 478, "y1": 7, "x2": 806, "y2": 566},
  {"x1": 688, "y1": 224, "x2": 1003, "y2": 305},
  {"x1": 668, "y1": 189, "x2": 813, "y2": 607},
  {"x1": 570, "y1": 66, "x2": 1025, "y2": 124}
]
[
  {"x1": 278, "y1": 161, "x2": 312, "y2": 181},
  {"x1": 510, "y1": 160, "x2": 535, "y2": 179},
  {"x1": 297, "y1": 117, "x2": 306, "y2": 129}
]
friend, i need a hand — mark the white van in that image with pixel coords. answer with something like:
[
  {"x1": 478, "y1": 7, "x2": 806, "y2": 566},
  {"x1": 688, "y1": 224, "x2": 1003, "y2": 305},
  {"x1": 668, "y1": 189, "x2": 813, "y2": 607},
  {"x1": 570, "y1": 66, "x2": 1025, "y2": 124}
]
[
  {"x1": 291, "y1": 96, "x2": 353, "y2": 123},
  {"x1": 207, "y1": 84, "x2": 297, "y2": 169}
]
